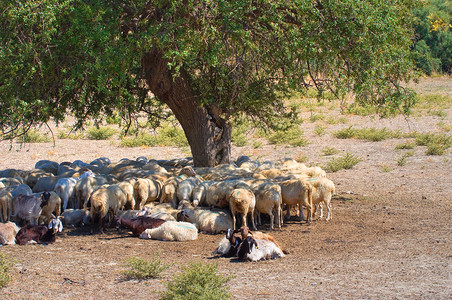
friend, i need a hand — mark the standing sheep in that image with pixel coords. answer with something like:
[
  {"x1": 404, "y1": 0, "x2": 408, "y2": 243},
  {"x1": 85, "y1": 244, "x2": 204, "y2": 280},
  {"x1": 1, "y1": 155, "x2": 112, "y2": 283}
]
[
  {"x1": 54, "y1": 177, "x2": 78, "y2": 211},
  {"x1": 89, "y1": 184, "x2": 126, "y2": 234},
  {"x1": 39, "y1": 191, "x2": 61, "y2": 224},
  {"x1": 0, "y1": 190, "x2": 13, "y2": 222},
  {"x1": 252, "y1": 182, "x2": 282, "y2": 230},
  {"x1": 279, "y1": 178, "x2": 314, "y2": 224},
  {"x1": 309, "y1": 178, "x2": 336, "y2": 221},
  {"x1": 133, "y1": 178, "x2": 163, "y2": 210},
  {"x1": 227, "y1": 188, "x2": 257, "y2": 231}
]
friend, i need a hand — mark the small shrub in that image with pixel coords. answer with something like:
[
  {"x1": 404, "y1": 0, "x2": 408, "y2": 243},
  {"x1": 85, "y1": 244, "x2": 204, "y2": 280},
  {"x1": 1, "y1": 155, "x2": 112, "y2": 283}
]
[
  {"x1": 325, "y1": 152, "x2": 361, "y2": 172},
  {"x1": 267, "y1": 127, "x2": 309, "y2": 147},
  {"x1": 314, "y1": 125, "x2": 327, "y2": 136},
  {"x1": 160, "y1": 262, "x2": 232, "y2": 300},
  {"x1": 86, "y1": 127, "x2": 116, "y2": 140},
  {"x1": 395, "y1": 142, "x2": 415, "y2": 150},
  {"x1": 158, "y1": 126, "x2": 189, "y2": 148},
  {"x1": 437, "y1": 121, "x2": 452, "y2": 132},
  {"x1": 428, "y1": 109, "x2": 447, "y2": 118},
  {"x1": 120, "y1": 133, "x2": 159, "y2": 147},
  {"x1": 252, "y1": 140, "x2": 263, "y2": 149},
  {"x1": 309, "y1": 114, "x2": 325, "y2": 123},
  {"x1": 355, "y1": 127, "x2": 401, "y2": 142},
  {"x1": 232, "y1": 132, "x2": 248, "y2": 147},
  {"x1": 57, "y1": 130, "x2": 84, "y2": 140},
  {"x1": 426, "y1": 144, "x2": 447, "y2": 156},
  {"x1": 0, "y1": 253, "x2": 15, "y2": 288},
  {"x1": 334, "y1": 126, "x2": 356, "y2": 139},
  {"x1": 121, "y1": 252, "x2": 172, "y2": 280},
  {"x1": 17, "y1": 129, "x2": 49, "y2": 143},
  {"x1": 105, "y1": 113, "x2": 122, "y2": 125},
  {"x1": 322, "y1": 146, "x2": 340, "y2": 156},
  {"x1": 380, "y1": 164, "x2": 393, "y2": 172}
]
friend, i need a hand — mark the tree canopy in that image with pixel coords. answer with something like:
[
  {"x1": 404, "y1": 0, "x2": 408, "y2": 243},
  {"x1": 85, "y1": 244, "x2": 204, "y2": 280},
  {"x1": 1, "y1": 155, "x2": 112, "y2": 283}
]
[{"x1": 1, "y1": 0, "x2": 419, "y2": 166}]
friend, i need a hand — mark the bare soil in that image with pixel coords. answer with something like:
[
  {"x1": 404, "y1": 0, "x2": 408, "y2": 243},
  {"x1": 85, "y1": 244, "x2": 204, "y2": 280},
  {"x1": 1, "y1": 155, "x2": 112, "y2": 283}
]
[{"x1": 1, "y1": 77, "x2": 451, "y2": 299}]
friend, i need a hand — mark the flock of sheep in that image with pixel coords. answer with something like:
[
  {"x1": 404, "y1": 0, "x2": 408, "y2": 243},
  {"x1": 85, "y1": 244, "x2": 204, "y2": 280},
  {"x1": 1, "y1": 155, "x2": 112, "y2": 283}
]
[{"x1": 0, "y1": 155, "x2": 335, "y2": 261}]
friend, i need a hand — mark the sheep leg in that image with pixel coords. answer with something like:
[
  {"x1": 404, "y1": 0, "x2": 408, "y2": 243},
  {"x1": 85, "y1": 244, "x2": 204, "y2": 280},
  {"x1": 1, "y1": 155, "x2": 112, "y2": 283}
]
[
  {"x1": 249, "y1": 209, "x2": 257, "y2": 231},
  {"x1": 326, "y1": 203, "x2": 332, "y2": 221},
  {"x1": 232, "y1": 211, "x2": 237, "y2": 231},
  {"x1": 269, "y1": 210, "x2": 274, "y2": 231},
  {"x1": 318, "y1": 203, "x2": 324, "y2": 219}
]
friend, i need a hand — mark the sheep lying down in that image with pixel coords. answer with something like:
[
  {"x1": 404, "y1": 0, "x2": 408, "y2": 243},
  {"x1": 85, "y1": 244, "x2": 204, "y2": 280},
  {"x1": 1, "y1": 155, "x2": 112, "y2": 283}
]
[{"x1": 139, "y1": 221, "x2": 198, "y2": 241}]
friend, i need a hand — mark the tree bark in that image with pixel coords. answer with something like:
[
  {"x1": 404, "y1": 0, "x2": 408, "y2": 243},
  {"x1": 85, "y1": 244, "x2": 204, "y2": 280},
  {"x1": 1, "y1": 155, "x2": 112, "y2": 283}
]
[{"x1": 141, "y1": 48, "x2": 231, "y2": 167}]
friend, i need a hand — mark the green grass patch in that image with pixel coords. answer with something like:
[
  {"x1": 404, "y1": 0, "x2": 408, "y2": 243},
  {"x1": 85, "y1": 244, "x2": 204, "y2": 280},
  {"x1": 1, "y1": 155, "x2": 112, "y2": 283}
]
[
  {"x1": 0, "y1": 253, "x2": 15, "y2": 288},
  {"x1": 333, "y1": 126, "x2": 356, "y2": 139},
  {"x1": 437, "y1": 121, "x2": 452, "y2": 132},
  {"x1": 314, "y1": 125, "x2": 327, "y2": 136},
  {"x1": 160, "y1": 262, "x2": 232, "y2": 300},
  {"x1": 325, "y1": 152, "x2": 362, "y2": 172},
  {"x1": 158, "y1": 126, "x2": 189, "y2": 148},
  {"x1": 309, "y1": 113, "x2": 326, "y2": 123},
  {"x1": 16, "y1": 129, "x2": 49, "y2": 143},
  {"x1": 121, "y1": 252, "x2": 172, "y2": 280},
  {"x1": 267, "y1": 127, "x2": 309, "y2": 147},
  {"x1": 380, "y1": 164, "x2": 393, "y2": 172},
  {"x1": 86, "y1": 126, "x2": 117, "y2": 140},
  {"x1": 252, "y1": 140, "x2": 263, "y2": 149},
  {"x1": 427, "y1": 109, "x2": 447, "y2": 118},
  {"x1": 395, "y1": 141, "x2": 416, "y2": 150},
  {"x1": 334, "y1": 127, "x2": 403, "y2": 141},
  {"x1": 120, "y1": 133, "x2": 159, "y2": 147},
  {"x1": 322, "y1": 146, "x2": 341, "y2": 156},
  {"x1": 415, "y1": 94, "x2": 452, "y2": 110},
  {"x1": 415, "y1": 132, "x2": 451, "y2": 155}
]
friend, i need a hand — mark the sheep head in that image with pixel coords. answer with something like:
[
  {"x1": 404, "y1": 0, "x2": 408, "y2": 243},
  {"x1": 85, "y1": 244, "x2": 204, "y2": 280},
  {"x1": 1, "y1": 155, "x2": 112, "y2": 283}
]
[
  {"x1": 176, "y1": 210, "x2": 190, "y2": 222},
  {"x1": 48, "y1": 217, "x2": 63, "y2": 233}
]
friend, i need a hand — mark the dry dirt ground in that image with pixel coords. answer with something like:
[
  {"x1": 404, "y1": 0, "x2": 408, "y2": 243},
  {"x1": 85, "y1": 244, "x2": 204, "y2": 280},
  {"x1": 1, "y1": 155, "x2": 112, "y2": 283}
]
[{"x1": 0, "y1": 77, "x2": 451, "y2": 299}]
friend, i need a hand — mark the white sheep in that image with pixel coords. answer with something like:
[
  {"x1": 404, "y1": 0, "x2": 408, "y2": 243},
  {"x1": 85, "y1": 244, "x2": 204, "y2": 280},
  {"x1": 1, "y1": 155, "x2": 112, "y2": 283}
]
[
  {"x1": 227, "y1": 188, "x2": 257, "y2": 230},
  {"x1": 309, "y1": 177, "x2": 336, "y2": 221},
  {"x1": 176, "y1": 176, "x2": 203, "y2": 205},
  {"x1": 117, "y1": 181, "x2": 135, "y2": 210},
  {"x1": 60, "y1": 209, "x2": 90, "y2": 227},
  {"x1": 11, "y1": 184, "x2": 33, "y2": 198},
  {"x1": 0, "y1": 221, "x2": 21, "y2": 245},
  {"x1": 0, "y1": 190, "x2": 13, "y2": 222},
  {"x1": 89, "y1": 184, "x2": 126, "y2": 233},
  {"x1": 54, "y1": 177, "x2": 78, "y2": 211},
  {"x1": 75, "y1": 176, "x2": 109, "y2": 209},
  {"x1": 252, "y1": 182, "x2": 282, "y2": 230},
  {"x1": 139, "y1": 221, "x2": 198, "y2": 241},
  {"x1": 133, "y1": 178, "x2": 163, "y2": 210},
  {"x1": 279, "y1": 178, "x2": 314, "y2": 224},
  {"x1": 177, "y1": 207, "x2": 233, "y2": 234}
]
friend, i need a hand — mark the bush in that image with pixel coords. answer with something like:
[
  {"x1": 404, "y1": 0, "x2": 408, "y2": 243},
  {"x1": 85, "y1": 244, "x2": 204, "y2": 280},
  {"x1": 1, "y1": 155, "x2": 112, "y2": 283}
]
[
  {"x1": 267, "y1": 127, "x2": 309, "y2": 147},
  {"x1": 325, "y1": 153, "x2": 362, "y2": 172},
  {"x1": 120, "y1": 133, "x2": 159, "y2": 147},
  {"x1": 160, "y1": 262, "x2": 232, "y2": 300},
  {"x1": 158, "y1": 125, "x2": 189, "y2": 148},
  {"x1": 17, "y1": 129, "x2": 49, "y2": 143},
  {"x1": 395, "y1": 142, "x2": 416, "y2": 150},
  {"x1": 322, "y1": 146, "x2": 340, "y2": 156},
  {"x1": 415, "y1": 132, "x2": 451, "y2": 155},
  {"x1": 0, "y1": 253, "x2": 15, "y2": 288},
  {"x1": 121, "y1": 252, "x2": 172, "y2": 280},
  {"x1": 334, "y1": 126, "x2": 356, "y2": 139},
  {"x1": 86, "y1": 127, "x2": 116, "y2": 140}
]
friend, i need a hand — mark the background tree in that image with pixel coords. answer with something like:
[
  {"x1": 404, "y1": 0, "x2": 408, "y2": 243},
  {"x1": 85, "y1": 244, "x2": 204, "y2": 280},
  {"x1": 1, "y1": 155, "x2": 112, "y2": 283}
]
[
  {"x1": 1, "y1": 0, "x2": 418, "y2": 167},
  {"x1": 412, "y1": 0, "x2": 452, "y2": 75}
]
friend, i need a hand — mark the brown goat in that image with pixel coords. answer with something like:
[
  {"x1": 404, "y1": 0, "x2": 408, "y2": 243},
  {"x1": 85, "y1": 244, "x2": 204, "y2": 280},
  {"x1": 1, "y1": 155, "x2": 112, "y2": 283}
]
[{"x1": 115, "y1": 216, "x2": 166, "y2": 236}]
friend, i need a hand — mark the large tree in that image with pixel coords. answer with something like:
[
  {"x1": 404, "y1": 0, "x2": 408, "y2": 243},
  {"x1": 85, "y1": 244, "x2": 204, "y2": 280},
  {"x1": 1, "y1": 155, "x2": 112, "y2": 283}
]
[{"x1": 0, "y1": 0, "x2": 418, "y2": 167}]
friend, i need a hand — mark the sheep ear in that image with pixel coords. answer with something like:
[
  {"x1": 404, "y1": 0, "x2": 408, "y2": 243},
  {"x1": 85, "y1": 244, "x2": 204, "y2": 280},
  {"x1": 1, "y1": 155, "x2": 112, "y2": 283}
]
[{"x1": 57, "y1": 220, "x2": 63, "y2": 232}]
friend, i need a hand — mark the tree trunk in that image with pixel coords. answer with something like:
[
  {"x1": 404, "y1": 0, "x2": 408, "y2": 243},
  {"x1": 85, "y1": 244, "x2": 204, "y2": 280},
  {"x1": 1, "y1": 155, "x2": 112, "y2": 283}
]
[{"x1": 141, "y1": 48, "x2": 231, "y2": 167}]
